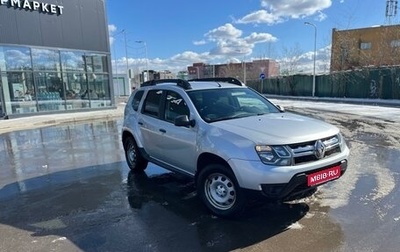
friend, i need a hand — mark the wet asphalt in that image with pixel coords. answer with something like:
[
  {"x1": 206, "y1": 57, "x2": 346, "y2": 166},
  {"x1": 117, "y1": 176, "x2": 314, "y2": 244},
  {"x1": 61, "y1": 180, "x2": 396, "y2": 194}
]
[{"x1": 0, "y1": 104, "x2": 399, "y2": 252}]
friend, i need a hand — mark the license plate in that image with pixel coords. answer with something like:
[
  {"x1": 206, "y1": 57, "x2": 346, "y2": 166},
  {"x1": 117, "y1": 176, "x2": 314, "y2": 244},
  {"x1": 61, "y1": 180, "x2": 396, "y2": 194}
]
[{"x1": 307, "y1": 165, "x2": 341, "y2": 187}]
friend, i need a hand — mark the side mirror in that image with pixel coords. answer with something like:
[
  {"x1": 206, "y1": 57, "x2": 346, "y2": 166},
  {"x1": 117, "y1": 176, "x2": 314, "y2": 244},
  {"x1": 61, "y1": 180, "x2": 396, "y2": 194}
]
[
  {"x1": 276, "y1": 105, "x2": 285, "y2": 112},
  {"x1": 174, "y1": 115, "x2": 195, "y2": 127}
]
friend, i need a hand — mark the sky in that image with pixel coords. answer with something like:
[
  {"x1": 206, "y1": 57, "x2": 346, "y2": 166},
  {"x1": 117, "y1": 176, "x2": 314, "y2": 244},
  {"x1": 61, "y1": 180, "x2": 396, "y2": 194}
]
[{"x1": 106, "y1": 0, "x2": 393, "y2": 75}]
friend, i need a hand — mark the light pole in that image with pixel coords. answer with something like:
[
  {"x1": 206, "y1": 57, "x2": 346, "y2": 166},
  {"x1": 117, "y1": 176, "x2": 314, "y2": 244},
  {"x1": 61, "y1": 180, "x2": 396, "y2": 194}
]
[
  {"x1": 121, "y1": 30, "x2": 130, "y2": 84},
  {"x1": 112, "y1": 29, "x2": 126, "y2": 96},
  {"x1": 135, "y1": 41, "x2": 148, "y2": 82},
  {"x1": 304, "y1": 21, "x2": 317, "y2": 97}
]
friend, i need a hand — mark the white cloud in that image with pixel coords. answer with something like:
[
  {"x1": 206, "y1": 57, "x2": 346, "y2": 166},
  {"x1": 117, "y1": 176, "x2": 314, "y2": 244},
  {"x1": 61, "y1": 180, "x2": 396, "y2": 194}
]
[
  {"x1": 262, "y1": 0, "x2": 332, "y2": 18},
  {"x1": 237, "y1": 0, "x2": 332, "y2": 24},
  {"x1": 244, "y1": 32, "x2": 277, "y2": 44},
  {"x1": 236, "y1": 10, "x2": 283, "y2": 25},
  {"x1": 193, "y1": 40, "x2": 207, "y2": 46},
  {"x1": 171, "y1": 51, "x2": 210, "y2": 62},
  {"x1": 317, "y1": 11, "x2": 328, "y2": 21},
  {"x1": 205, "y1": 23, "x2": 242, "y2": 41},
  {"x1": 108, "y1": 24, "x2": 117, "y2": 34},
  {"x1": 114, "y1": 44, "x2": 332, "y2": 75},
  {"x1": 108, "y1": 24, "x2": 118, "y2": 46},
  {"x1": 201, "y1": 23, "x2": 277, "y2": 58}
]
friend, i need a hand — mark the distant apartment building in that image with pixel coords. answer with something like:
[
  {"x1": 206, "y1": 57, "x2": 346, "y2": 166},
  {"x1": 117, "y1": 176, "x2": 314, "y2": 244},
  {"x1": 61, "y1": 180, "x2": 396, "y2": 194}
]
[
  {"x1": 130, "y1": 69, "x2": 176, "y2": 88},
  {"x1": 187, "y1": 59, "x2": 279, "y2": 83},
  {"x1": 154, "y1": 70, "x2": 175, "y2": 80},
  {"x1": 330, "y1": 24, "x2": 400, "y2": 72}
]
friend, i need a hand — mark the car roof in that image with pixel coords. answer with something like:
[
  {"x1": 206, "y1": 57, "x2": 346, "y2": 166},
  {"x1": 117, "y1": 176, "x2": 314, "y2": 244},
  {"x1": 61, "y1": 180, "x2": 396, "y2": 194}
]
[{"x1": 139, "y1": 77, "x2": 246, "y2": 92}]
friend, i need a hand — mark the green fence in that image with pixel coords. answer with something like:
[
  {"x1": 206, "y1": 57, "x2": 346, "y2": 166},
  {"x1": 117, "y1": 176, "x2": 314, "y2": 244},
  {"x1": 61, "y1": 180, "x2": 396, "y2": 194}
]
[{"x1": 246, "y1": 68, "x2": 400, "y2": 100}]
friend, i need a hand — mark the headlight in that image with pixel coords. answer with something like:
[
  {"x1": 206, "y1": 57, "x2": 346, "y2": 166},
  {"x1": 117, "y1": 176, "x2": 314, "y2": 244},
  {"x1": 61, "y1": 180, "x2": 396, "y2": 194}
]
[
  {"x1": 255, "y1": 145, "x2": 292, "y2": 166},
  {"x1": 338, "y1": 133, "x2": 347, "y2": 150}
]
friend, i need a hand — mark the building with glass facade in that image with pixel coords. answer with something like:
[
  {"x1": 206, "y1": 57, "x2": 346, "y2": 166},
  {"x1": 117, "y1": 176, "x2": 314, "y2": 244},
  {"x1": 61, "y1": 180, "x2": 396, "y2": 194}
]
[{"x1": 0, "y1": 0, "x2": 113, "y2": 118}]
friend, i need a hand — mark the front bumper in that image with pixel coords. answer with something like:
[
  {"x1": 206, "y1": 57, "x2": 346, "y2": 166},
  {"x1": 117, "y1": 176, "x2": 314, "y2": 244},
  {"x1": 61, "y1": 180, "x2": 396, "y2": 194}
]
[
  {"x1": 260, "y1": 159, "x2": 347, "y2": 200},
  {"x1": 228, "y1": 144, "x2": 349, "y2": 190}
]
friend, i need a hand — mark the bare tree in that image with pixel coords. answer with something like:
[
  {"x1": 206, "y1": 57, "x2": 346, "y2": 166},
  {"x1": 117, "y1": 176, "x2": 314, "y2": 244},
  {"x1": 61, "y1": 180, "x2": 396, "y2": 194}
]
[
  {"x1": 279, "y1": 43, "x2": 304, "y2": 95},
  {"x1": 279, "y1": 43, "x2": 304, "y2": 75}
]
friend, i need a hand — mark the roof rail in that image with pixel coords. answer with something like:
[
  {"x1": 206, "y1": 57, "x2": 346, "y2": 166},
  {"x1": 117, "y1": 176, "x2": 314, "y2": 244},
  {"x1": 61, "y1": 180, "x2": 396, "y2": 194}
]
[
  {"x1": 188, "y1": 77, "x2": 245, "y2": 86},
  {"x1": 140, "y1": 79, "x2": 192, "y2": 89}
]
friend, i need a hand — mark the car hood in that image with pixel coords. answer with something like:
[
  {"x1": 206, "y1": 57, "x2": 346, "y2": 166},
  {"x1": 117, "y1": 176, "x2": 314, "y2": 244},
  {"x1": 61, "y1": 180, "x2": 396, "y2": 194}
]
[{"x1": 212, "y1": 112, "x2": 339, "y2": 145}]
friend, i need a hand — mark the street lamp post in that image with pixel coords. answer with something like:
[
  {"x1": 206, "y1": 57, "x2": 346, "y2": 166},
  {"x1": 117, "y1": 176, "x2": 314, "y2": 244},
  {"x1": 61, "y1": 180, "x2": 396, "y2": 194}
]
[
  {"x1": 122, "y1": 30, "x2": 130, "y2": 84},
  {"x1": 135, "y1": 41, "x2": 148, "y2": 82},
  {"x1": 304, "y1": 21, "x2": 317, "y2": 97},
  {"x1": 111, "y1": 29, "x2": 127, "y2": 96}
]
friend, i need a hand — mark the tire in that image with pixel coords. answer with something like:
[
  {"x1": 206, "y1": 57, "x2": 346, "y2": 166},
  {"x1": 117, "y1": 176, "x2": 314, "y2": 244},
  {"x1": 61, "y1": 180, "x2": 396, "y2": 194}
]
[
  {"x1": 124, "y1": 136, "x2": 148, "y2": 172},
  {"x1": 197, "y1": 164, "x2": 247, "y2": 218}
]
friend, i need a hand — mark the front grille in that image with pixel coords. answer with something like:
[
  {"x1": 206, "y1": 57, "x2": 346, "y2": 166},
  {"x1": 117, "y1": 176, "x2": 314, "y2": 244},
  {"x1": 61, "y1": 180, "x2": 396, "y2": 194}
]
[{"x1": 288, "y1": 135, "x2": 341, "y2": 165}]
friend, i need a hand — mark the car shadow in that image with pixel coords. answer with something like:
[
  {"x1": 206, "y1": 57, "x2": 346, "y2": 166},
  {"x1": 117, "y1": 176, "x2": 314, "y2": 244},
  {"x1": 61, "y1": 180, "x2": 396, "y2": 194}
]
[
  {"x1": 126, "y1": 170, "x2": 310, "y2": 251},
  {"x1": 0, "y1": 162, "x2": 309, "y2": 252}
]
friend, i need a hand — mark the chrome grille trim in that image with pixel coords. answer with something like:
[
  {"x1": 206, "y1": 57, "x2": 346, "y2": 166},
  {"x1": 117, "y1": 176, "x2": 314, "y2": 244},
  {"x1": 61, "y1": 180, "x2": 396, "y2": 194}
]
[{"x1": 288, "y1": 135, "x2": 341, "y2": 165}]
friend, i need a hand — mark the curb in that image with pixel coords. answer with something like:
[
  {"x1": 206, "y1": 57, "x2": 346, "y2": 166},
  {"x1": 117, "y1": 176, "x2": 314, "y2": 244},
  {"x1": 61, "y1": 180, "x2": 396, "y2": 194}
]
[{"x1": 0, "y1": 104, "x2": 125, "y2": 135}]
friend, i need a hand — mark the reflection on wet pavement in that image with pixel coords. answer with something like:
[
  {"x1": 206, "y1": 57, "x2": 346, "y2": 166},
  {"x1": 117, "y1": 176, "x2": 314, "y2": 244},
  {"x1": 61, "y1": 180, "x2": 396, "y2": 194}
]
[
  {"x1": 0, "y1": 120, "x2": 125, "y2": 198},
  {"x1": 0, "y1": 119, "x2": 343, "y2": 251},
  {"x1": 0, "y1": 112, "x2": 399, "y2": 251}
]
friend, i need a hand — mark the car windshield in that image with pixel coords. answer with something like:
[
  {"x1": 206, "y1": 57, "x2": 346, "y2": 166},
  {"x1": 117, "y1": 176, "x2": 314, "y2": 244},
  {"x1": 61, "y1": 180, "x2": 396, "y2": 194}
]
[{"x1": 188, "y1": 88, "x2": 281, "y2": 123}]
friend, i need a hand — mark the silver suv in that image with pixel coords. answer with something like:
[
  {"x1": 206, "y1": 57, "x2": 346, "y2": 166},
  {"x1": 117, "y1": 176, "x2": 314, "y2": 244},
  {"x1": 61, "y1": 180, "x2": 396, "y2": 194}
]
[{"x1": 122, "y1": 78, "x2": 350, "y2": 217}]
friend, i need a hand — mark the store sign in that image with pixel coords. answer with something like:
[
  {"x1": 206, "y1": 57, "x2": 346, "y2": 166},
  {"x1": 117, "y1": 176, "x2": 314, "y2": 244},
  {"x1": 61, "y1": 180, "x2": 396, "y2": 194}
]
[{"x1": 0, "y1": 0, "x2": 64, "y2": 15}]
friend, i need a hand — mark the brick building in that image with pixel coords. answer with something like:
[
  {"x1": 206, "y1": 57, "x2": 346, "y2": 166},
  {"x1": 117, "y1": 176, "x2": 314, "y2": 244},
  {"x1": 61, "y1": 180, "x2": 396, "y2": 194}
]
[{"x1": 330, "y1": 24, "x2": 400, "y2": 72}]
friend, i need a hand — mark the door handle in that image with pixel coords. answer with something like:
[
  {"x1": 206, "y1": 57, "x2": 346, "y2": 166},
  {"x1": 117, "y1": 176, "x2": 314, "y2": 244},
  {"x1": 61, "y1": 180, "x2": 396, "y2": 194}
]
[
  {"x1": 159, "y1": 129, "x2": 166, "y2": 133},
  {"x1": 138, "y1": 122, "x2": 143, "y2": 125}
]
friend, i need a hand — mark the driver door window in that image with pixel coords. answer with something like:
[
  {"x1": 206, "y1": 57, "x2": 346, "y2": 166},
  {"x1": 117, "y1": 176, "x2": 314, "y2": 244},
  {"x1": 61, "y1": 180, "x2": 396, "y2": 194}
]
[{"x1": 164, "y1": 91, "x2": 189, "y2": 123}]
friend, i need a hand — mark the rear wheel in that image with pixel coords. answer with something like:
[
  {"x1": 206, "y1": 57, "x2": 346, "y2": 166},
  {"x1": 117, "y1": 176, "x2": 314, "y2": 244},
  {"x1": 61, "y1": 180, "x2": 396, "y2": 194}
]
[
  {"x1": 124, "y1": 136, "x2": 148, "y2": 172},
  {"x1": 197, "y1": 164, "x2": 247, "y2": 218}
]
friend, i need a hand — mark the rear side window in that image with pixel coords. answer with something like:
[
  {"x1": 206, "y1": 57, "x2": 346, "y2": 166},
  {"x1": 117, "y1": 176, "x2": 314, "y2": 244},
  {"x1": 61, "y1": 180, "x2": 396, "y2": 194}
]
[
  {"x1": 142, "y1": 90, "x2": 162, "y2": 117},
  {"x1": 132, "y1": 90, "x2": 144, "y2": 111}
]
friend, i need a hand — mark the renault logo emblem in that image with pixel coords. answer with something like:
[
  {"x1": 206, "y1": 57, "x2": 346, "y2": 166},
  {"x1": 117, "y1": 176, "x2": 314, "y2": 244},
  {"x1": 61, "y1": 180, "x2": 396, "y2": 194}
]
[{"x1": 314, "y1": 140, "x2": 326, "y2": 159}]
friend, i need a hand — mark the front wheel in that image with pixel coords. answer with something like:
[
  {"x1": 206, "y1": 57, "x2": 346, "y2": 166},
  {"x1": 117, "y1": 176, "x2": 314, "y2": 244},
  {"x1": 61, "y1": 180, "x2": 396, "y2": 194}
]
[
  {"x1": 124, "y1": 136, "x2": 148, "y2": 172},
  {"x1": 197, "y1": 164, "x2": 247, "y2": 218}
]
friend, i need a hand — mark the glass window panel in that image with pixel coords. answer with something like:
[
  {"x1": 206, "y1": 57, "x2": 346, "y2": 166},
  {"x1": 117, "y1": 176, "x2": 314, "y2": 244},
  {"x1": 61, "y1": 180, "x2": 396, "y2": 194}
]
[
  {"x1": 1, "y1": 46, "x2": 32, "y2": 71},
  {"x1": 391, "y1": 40, "x2": 400, "y2": 47},
  {"x1": 80, "y1": 73, "x2": 111, "y2": 108},
  {"x1": 1, "y1": 46, "x2": 112, "y2": 114},
  {"x1": 360, "y1": 42, "x2": 371, "y2": 50},
  {"x1": 62, "y1": 72, "x2": 90, "y2": 110},
  {"x1": 34, "y1": 72, "x2": 65, "y2": 112},
  {"x1": 60, "y1": 51, "x2": 85, "y2": 71},
  {"x1": 143, "y1": 90, "x2": 162, "y2": 117},
  {"x1": 84, "y1": 54, "x2": 108, "y2": 73},
  {"x1": 32, "y1": 48, "x2": 60, "y2": 71},
  {"x1": 164, "y1": 91, "x2": 189, "y2": 123},
  {"x1": 6, "y1": 72, "x2": 35, "y2": 101},
  {"x1": 4, "y1": 71, "x2": 37, "y2": 115}
]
